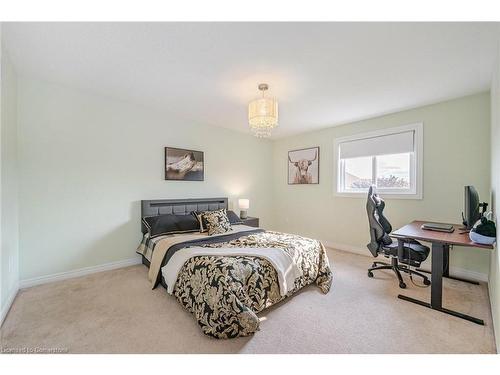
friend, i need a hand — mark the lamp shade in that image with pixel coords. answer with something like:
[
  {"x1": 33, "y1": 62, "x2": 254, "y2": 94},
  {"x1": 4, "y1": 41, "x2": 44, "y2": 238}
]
[
  {"x1": 248, "y1": 83, "x2": 278, "y2": 138},
  {"x1": 248, "y1": 98, "x2": 278, "y2": 125},
  {"x1": 238, "y1": 199, "x2": 250, "y2": 210}
]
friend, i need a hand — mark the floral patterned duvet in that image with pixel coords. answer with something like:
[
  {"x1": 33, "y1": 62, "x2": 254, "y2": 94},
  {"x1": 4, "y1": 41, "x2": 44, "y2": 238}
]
[{"x1": 169, "y1": 231, "x2": 333, "y2": 339}]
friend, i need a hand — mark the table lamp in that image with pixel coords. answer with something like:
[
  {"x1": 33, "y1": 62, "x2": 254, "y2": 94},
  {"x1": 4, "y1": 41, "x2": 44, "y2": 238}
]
[{"x1": 238, "y1": 199, "x2": 250, "y2": 219}]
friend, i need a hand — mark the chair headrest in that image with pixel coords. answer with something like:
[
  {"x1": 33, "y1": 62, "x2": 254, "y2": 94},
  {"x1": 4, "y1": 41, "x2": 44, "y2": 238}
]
[
  {"x1": 366, "y1": 185, "x2": 392, "y2": 236},
  {"x1": 368, "y1": 185, "x2": 382, "y2": 206}
]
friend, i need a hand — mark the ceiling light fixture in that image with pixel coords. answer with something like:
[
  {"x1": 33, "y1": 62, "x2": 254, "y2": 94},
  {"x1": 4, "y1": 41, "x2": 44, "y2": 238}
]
[{"x1": 248, "y1": 83, "x2": 278, "y2": 138}]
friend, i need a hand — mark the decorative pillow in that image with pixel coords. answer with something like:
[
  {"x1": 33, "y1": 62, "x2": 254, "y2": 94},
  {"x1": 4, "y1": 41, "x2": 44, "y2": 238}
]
[
  {"x1": 200, "y1": 209, "x2": 232, "y2": 236},
  {"x1": 143, "y1": 214, "x2": 200, "y2": 238},
  {"x1": 193, "y1": 209, "x2": 242, "y2": 232}
]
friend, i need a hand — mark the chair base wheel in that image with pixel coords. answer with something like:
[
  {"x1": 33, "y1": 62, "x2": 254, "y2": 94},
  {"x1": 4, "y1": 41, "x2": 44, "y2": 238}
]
[
  {"x1": 423, "y1": 278, "x2": 431, "y2": 286},
  {"x1": 399, "y1": 282, "x2": 407, "y2": 289},
  {"x1": 367, "y1": 271, "x2": 374, "y2": 278}
]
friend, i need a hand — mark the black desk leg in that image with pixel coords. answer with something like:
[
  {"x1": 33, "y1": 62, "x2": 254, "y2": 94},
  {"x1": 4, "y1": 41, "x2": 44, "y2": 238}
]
[
  {"x1": 430, "y1": 243, "x2": 443, "y2": 309},
  {"x1": 398, "y1": 242, "x2": 484, "y2": 325},
  {"x1": 416, "y1": 244, "x2": 480, "y2": 285}
]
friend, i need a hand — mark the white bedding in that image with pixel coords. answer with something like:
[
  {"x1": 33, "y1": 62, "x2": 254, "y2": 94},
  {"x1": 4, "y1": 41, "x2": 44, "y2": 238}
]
[{"x1": 161, "y1": 246, "x2": 303, "y2": 296}]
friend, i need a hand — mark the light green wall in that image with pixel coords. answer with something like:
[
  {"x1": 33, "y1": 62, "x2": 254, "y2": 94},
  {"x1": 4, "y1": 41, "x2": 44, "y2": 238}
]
[
  {"x1": 17, "y1": 77, "x2": 274, "y2": 280},
  {"x1": 1, "y1": 35, "x2": 20, "y2": 315},
  {"x1": 10, "y1": 75, "x2": 496, "y2": 302},
  {"x1": 489, "y1": 41, "x2": 500, "y2": 353},
  {"x1": 272, "y1": 93, "x2": 491, "y2": 277}
]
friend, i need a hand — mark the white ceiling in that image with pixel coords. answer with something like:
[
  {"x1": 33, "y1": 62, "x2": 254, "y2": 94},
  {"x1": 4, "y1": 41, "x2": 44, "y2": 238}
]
[{"x1": 3, "y1": 22, "x2": 499, "y2": 138}]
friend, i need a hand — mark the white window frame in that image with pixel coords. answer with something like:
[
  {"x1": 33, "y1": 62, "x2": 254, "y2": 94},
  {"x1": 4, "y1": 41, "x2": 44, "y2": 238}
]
[{"x1": 334, "y1": 123, "x2": 423, "y2": 199}]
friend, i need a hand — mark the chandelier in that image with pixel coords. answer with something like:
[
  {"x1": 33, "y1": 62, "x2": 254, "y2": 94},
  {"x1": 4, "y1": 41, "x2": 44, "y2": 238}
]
[{"x1": 248, "y1": 83, "x2": 278, "y2": 138}]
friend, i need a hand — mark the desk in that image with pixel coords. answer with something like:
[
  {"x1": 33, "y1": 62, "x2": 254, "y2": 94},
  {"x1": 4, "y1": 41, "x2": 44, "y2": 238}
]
[{"x1": 392, "y1": 220, "x2": 493, "y2": 325}]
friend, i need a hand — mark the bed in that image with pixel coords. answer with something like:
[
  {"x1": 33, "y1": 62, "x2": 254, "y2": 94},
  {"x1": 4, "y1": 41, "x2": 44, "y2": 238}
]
[{"x1": 136, "y1": 197, "x2": 333, "y2": 339}]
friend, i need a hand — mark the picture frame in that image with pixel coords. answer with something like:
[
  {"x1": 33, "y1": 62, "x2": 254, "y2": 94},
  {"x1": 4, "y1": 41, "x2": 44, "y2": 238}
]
[
  {"x1": 288, "y1": 146, "x2": 320, "y2": 185},
  {"x1": 164, "y1": 147, "x2": 204, "y2": 181}
]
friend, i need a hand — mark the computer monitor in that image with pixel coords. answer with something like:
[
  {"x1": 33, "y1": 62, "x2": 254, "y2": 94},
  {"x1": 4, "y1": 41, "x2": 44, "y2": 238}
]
[{"x1": 462, "y1": 186, "x2": 488, "y2": 229}]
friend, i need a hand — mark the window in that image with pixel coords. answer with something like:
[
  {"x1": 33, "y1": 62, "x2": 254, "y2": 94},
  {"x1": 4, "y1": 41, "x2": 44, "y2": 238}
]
[{"x1": 334, "y1": 123, "x2": 423, "y2": 199}]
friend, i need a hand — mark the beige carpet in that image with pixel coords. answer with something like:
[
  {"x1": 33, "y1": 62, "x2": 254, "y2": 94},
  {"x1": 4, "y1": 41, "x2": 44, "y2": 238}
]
[{"x1": 0, "y1": 248, "x2": 496, "y2": 354}]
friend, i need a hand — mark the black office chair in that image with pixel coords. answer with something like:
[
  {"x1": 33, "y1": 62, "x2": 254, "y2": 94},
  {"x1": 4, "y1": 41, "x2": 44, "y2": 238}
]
[{"x1": 366, "y1": 185, "x2": 431, "y2": 289}]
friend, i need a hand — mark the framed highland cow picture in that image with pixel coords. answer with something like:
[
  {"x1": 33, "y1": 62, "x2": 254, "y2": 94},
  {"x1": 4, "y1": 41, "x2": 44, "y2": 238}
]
[
  {"x1": 165, "y1": 147, "x2": 204, "y2": 181},
  {"x1": 288, "y1": 147, "x2": 319, "y2": 185}
]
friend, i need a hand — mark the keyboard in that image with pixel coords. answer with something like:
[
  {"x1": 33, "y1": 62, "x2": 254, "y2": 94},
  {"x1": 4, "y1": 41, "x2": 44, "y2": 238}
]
[{"x1": 421, "y1": 223, "x2": 455, "y2": 233}]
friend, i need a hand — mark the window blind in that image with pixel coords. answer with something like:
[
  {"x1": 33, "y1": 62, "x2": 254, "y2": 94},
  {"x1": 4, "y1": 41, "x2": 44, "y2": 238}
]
[{"x1": 338, "y1": 130, "x2": 415, "y2": 159}]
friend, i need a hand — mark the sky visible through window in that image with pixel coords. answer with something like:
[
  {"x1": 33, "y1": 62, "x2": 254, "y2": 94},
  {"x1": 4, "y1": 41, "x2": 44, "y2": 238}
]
[
  {"x1": 377, "y1": 153, "x2": 410, "y2": 180},
  {"x1": 344, "y1": 153, "x2": 410, "y2": 189}
]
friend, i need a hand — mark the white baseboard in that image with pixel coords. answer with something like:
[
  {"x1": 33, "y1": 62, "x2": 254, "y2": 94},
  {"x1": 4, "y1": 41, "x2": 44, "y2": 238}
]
[
  {"x1": 416, "y1": 266, "x2": 489, "y2": 283},
  {"x1": 1, "y1": 281, "x2": 19, "y2": 327},
  {"x1": 323, "y1": 241, "x2": 368, "y2": 257},
  {"x1": 19, "y1": 256, "x2": 142, "y2": 289},
  {"x1": 322, "y1": 241, "x2": 489, "y2": 283}
]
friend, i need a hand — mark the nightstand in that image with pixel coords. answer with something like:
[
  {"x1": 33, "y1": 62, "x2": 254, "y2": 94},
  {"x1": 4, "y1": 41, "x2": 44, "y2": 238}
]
[{"x1": 240, "y1": 216, "x2": 259, "y2": 228}]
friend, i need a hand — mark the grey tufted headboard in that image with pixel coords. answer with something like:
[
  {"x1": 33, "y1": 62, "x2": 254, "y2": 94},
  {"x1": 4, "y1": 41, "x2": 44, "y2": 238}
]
[{"x1": 140, "y1": 197, "x2": 228, "y2": 233}]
